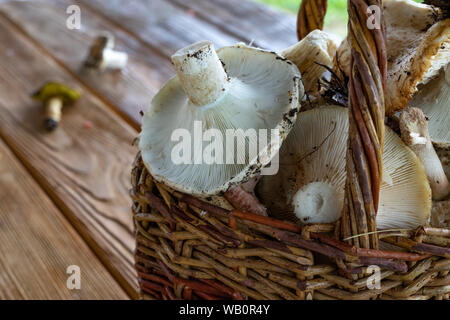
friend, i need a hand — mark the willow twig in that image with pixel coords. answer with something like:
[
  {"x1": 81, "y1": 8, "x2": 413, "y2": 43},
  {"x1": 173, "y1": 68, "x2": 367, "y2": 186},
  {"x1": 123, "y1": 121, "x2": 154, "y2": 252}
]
[
  {"x1": 297, "y1": 0, "x2": 328, "y2": 40},
  {"x1": 340, "y1": 0, "x2": 387, "y2": 250}
]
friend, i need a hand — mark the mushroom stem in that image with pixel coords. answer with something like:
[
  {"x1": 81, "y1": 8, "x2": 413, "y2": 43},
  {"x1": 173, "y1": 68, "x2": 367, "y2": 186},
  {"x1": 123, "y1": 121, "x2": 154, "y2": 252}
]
[
  {"x1": 171, "y1": 41, "x2": 229, "y2": 106},
  {"x1": 292, "y1": 181, "x2": 340, "y2": 223},
  {"x1": 225, "y1": 177, "x2": 267, "y2": 216},
  {"x1": 44, "y1": 97, "x2": 63, "y2": 131},
  {"x1": 400, "y1": 107, "x2": 449, "y2": 200},
  {"x1": 102, "y1": 49, "x2": 128, "y2": 70}
]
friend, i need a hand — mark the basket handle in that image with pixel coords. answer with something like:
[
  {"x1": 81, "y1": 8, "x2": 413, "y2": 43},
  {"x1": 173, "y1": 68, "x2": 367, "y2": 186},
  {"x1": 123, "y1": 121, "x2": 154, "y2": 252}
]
[
  {"x1": 296, "y1": 0, "x2": 328, "y2": 40},
  {"x1": 340, "y1": 0, "x2": 387, "y2": 250}
]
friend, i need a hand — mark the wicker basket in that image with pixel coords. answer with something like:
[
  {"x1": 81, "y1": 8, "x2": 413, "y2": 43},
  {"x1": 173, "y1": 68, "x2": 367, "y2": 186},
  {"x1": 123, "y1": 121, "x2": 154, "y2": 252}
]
[
  {"x1": 130, "y1": 0, "x2": 450, "y2": 300},
  {"x1": 131, "y1": 153, "x2": 450, "y2": 300}
]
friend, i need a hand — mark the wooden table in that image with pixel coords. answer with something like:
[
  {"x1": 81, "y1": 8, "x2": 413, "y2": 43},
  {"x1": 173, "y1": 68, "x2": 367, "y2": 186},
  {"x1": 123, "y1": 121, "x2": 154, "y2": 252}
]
[{"x1": 0, "y1": 0, "x2": 296, "y2": 299}]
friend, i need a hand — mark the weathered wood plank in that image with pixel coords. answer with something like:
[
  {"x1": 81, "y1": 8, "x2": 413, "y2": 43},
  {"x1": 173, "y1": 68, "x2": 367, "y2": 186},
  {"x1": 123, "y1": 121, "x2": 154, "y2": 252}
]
[
  {"x1": 0, "y1": 0, "x2": 174, "y2": 126},
  {"x1": 0, "y1": 0, "x2": 296, "y2": 127},
  {"x1": 167, "y1": 0, "x2": 297, "y2": 51},
  {"x1": 0, "y1": 137, "x2": 129, "y2": 300},
  {"x1": 0, "y1": 16, "x2": 139, "y2": 298},
  {"x1": 80, "y1": 0, "x2": 240, "y2": 54}
]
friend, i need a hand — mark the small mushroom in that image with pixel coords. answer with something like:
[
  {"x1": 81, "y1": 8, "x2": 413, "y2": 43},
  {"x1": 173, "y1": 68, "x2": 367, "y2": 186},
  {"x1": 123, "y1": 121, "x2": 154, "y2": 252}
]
[
  {"x1": 257, "y1": 106, "x2": 431, "y2": 229},
  {"x1": 408, "y1": 64, "x2": 449, "y2": 148},
  {"x1": 32, "y1": 82, "x2": 81, "y2": 131},
  {"x1": 335, "y1": 0, "x2": 449, "y2": 115},
  {"x1": 139, "y1": 41, "x2": 303, "y2": 196},
  {"x1": 85, "y1": 33, "x2": 128, "y2": 70},
  {"x1": 400, "y1": 107, "x2": 449, "y2": 200}
]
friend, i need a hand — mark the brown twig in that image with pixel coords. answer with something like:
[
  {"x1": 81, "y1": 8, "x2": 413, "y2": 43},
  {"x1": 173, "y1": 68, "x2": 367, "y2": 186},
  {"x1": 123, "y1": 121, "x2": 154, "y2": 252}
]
[
  {"x1": 297, "y1": 0, "x2": 328, "y2": 40},
  {"x1": 340, "y1": 0, "x2": 387, "y2": 250}
]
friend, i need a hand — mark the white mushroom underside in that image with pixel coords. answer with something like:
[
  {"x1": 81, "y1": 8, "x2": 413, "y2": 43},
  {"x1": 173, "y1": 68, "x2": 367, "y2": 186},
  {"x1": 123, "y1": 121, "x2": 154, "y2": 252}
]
[
  {"x1": 409, "y1": 66, "x2": 450, "y2": 146},
  {"x1": 258, "y1": 106, "x2": 431, "y2": 229},
  {"x1": 139, "y1": 45, "x2": 301, "y2": 195}
]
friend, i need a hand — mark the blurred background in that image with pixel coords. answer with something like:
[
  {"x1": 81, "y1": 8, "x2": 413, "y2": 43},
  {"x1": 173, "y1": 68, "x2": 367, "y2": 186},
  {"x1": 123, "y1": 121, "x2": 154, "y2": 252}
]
[{"x1": 256, "y1": 0, "x2": 422, "y2": 37}]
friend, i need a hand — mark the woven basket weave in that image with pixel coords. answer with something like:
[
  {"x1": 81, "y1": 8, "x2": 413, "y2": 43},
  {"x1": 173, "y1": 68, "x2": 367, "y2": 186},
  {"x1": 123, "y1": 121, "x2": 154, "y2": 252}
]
[
  {"x1": 130, "y1": 0, "x2": 450, "y2": 300},
  {"x1": 131, "y1": 153, "x2": 450, "y2": 300}
]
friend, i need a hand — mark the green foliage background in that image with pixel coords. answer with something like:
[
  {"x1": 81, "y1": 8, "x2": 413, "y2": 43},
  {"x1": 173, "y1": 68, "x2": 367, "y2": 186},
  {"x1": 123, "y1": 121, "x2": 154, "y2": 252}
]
[{"x1": 255, "y1": 0, "x2": 422, "y2": 37}]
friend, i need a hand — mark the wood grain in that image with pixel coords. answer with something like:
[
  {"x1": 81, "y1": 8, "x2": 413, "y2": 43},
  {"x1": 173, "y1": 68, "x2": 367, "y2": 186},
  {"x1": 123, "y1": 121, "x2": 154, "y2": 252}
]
[
  {"x1": 0, "y1": 137, "x2": 128, "y2": 300},
  {"x1": 80, "y1": 0, "x2": 239, "y2": 56},
  {"x1": 167, "y1": 0, "x2": 297, "y2": 51},
  {"x1": 0, "y1": 0, "x2": 296, "y2": 126},
  {"x1": 0, "y1": 0, "x2": 174, "y2": 126},
  {"x1": 0, "y1": 15, "x2": 139, "y2": 298}
]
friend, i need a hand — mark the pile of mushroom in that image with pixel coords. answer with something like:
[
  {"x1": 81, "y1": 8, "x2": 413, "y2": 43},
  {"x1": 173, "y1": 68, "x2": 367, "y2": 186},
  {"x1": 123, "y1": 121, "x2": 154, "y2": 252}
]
[
  {"x1": 138, "y1": 0, "x2": 448, "y2": 232},
  {"x1": 332, "y1": 0, "x2": 449, "y2": 228}
]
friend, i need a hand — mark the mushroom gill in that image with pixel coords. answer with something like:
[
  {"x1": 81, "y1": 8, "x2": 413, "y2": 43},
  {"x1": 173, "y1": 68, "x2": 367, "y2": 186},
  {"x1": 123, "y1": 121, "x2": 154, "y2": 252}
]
[
  {"x1": 408, "y1": 64, "x2": 450, "y2": 148},
  {"x1": 139, "y1": 41, "x2": 303, "y2": 196},
  {"x1": 256, "y1": 106, "x2": 431, "y2": 229}
]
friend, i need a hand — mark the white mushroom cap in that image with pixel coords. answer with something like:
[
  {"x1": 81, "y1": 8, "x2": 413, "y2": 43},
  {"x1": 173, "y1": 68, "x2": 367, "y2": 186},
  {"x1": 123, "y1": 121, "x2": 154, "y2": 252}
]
[
  {"x1": 139, "y1": 41, "x2": 303, "y2": 196},
  {"x1": 257, "y1": 106, "x2": 431, "y2": 229},
  {"x1": 335, "y1": 0, "x2": 449, "y2": 115},
  {"x1": 281, "y1": 30, "x2": 338, "y2": 95},
  {"x1": 408, "y1": 64, "x2": 450, "y2": 148}
]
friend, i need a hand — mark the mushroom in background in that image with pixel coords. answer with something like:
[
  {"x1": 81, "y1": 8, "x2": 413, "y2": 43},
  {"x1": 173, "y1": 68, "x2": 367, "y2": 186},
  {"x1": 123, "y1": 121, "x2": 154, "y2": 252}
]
[
  {"x1": 408, "y1": 64, "x2": 449, "y2": 148},
  {"x1": 400, "y1": 107, "x2": 449, "y2": 201},
  {"x1": 85, "y1": 32, "x2": 128, "y2": 71},
  {"x1": 32, "y1": 82, "x2": 81, "y2": 131},
  {"x1": 139, "y1": 41, "x2": 303, "y2": 196},
  {"x1": 256, "y1": 106, "x2": 431, "y2": 229},
  {"x1": 281, "y1": 30, "x2": 338, "y2": 98},
  {"x1": 335, "y1": 0, "x2": 449, "y2": 115}
]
